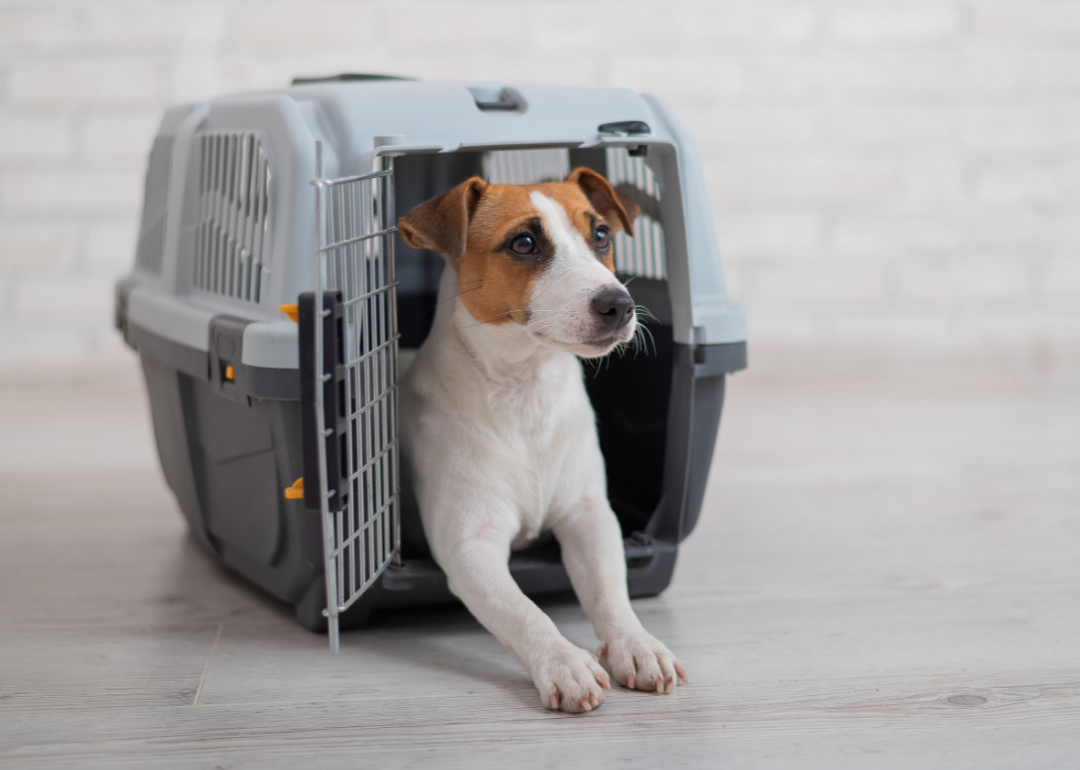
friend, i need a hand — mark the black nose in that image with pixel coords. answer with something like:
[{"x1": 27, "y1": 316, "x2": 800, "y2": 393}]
[{"x1": 590, "y1": 286, "x2": 634, "y2": 330}]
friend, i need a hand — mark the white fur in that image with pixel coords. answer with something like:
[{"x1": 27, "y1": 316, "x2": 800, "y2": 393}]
[
  {"x1": 523, "y1": 192, "x2": 635, "y2": 357},
  {"x1": 401, "y1": 196, "x2": 684, "y2": 712}
]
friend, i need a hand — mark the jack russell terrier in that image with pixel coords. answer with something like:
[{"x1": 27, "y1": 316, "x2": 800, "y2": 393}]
[{"x1": 398, "y1": 167, "x2": 687, "y2": 713}]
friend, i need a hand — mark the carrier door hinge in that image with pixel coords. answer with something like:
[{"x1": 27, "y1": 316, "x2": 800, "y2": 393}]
[{"x1": 298, "y1": 291, "x2": 346, "y2": 512}]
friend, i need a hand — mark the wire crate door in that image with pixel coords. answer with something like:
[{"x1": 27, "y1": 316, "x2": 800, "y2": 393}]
[{"x1": 312, "y1": 156, "x2": 401, "y2": 653}]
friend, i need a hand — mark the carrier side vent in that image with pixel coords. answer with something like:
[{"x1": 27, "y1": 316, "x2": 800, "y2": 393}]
[
  {"x1": 134, "y1": 136, "x2": 174, "y2": 275},
  {"x1": 193, "y1": 132, "x2": 273, "y2": 304},
  {"x1": 606, "y1": 148, "x2": 665, "y2": 280}
]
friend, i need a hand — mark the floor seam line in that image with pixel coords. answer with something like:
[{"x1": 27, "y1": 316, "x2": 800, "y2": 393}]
[{"x1": 193, "y1": 622, "x2": 223, "y2": 708}]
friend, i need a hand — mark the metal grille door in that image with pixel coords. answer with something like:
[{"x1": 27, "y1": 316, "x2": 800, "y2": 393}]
[{"x1": 311, "y1": 147, "x2": 401, "y2": 653}]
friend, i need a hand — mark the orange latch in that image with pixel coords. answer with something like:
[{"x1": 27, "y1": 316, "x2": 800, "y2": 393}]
[
  {"x1": 284, "y1": 477, "x2": 304, "y2": 499},
  {"x1": 224, "y1": 364, "x2": 235, "y2": 381},
  {"x1": 280, "y1": 304, "x2": 299, "y2": 323}
]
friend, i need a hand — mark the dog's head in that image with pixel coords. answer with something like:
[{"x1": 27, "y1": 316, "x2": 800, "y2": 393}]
[{"x1": 398, "y1": 167, "x2": 640, "y2": 358}]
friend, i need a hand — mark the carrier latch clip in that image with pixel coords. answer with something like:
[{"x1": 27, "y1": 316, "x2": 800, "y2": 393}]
[
  {"x1": 284, "y1": 478, "x2": 304, "y2": 499},
  {"x1": 280, "y1": 304, "x2": 299, "y2": 323}
]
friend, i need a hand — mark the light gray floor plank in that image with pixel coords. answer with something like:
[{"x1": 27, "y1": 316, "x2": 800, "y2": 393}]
[
  {"x1": 0, "y1": 356, "x2": 159, "y2": 475},
  {"x1": 0, "y1": 474, "x2": 292, "y2": 632},
  {"x1": 1, "y1": 346, "x2": 1079, "y2": 769},
  {"x1": 193, "y1": 589, "x2": 1080, "y2": 705},
  {"x1": 4, "y1": 673, "x2": 1079, "y2": 769},
  {"x1": 0, "y1": 625, "x2": 219, "y2": 712}
]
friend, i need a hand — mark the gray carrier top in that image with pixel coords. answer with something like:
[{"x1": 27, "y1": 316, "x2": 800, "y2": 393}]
[{"x1": 124, "y1": 79, "x2": 745, "y2": 374}]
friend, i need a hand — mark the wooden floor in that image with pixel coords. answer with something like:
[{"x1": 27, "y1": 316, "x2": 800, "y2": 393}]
[{"x1": 2, "y1": 343, "x2": 1079, "y2": 769}]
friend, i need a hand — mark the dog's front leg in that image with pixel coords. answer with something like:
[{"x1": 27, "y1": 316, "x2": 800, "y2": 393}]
[
  {"x1": 553, "y1": 501, "x2": 688, "y2": 694},
  {"x1": 436, "y1": 531, "x2": 611, "y2": 712}
]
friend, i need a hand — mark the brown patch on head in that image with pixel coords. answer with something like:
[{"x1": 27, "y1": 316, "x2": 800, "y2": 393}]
[
  {"x1": 564, "y1": 167, "x2": 640, "y2": 237},
  {"x1": 525, "y1": 180, "x2": 617, "y2": 274},
  {"x1": 396, "y1": 168, "x2": 638, "y2": 327},
  {"x1": 455, "y1": 184, "x2": 548, "y2": 325}
]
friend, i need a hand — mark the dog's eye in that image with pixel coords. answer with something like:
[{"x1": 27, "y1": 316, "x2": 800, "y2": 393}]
[
  {"x1": 510, "y1": 234, "x2": 536, "y2": 255},
  {"x1": 594, "y1": 226, "x2": 610, "y2": 249}
]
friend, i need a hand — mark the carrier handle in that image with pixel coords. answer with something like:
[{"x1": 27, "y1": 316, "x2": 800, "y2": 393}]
[
  {"x1": 475, "y1": 98, "x2": 518, "y2": 112},
  {"x1": 598, "y1": 121, "x2": 651, "y2": 135},
  {"x1": 291, "y1": 73, "x2": 415, "y2": 86}
]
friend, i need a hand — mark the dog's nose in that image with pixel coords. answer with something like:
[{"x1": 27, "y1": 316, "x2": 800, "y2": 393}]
[{"x1": 590, "y1": 286, "x2": 634, "y2": 329}]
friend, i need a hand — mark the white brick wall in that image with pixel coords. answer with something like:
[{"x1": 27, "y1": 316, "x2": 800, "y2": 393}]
[{"x1": 1, "y1": 0, "x2": 1078, "y2": 362}]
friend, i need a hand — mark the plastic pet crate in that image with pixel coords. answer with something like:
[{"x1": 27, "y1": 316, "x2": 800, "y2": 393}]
[{"x1": 114, "y1": 76, "x2": 747, "y2": 650}]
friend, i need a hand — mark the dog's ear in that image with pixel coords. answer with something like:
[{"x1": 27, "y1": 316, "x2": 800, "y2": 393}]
[
  {"x1": 564, "y1": 167, "x2": 640, "y2": 237},
  {"x1": 397, "y1": 177, "x2": 489, "y2": 263}
]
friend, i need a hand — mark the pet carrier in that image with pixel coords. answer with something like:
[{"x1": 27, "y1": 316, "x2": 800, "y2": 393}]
[{"x1": 115, "y1": 77, "x2": 747, "y2": 651}]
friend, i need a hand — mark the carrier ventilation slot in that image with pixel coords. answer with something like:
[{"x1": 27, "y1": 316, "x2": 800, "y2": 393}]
[
  {"x1": 481, "y1": 147, "x2": 665, "y2": 279},
  {"x1": 134, "y1": 136, "x2": 174, "y2": 275},
  {"x1": 483, "y1": 148, "x2": 569, "y2": 185},
  {"x1": 193, "y1": 132, "x2": 272, "y2": 303},
  {"x1": 605, "y1": 147, "x2": 665, "y2": 280}
]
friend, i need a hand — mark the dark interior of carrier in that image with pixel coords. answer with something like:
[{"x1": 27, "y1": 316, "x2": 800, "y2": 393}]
[{"x1": 392, "y1": 148, "x2": 674, "y2": 554}]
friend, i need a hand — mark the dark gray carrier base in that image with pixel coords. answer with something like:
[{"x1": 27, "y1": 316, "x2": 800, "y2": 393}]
[
  {"x1": 294, "y1": 540, "x2": 681, "y2": 632},
  {"x1": 118, "y1": 284, "x2": 745, "y2": 633}
]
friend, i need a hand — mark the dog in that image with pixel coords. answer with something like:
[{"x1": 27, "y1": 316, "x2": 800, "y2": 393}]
[{"x1": 397, "y1": 167, "x2": 687, "y2": 713}]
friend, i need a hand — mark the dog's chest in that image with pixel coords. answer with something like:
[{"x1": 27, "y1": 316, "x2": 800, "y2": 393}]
[
  {"x1": 406, "y1": 319, "x2": 605, "y2": 552},
  {"x1": 484, "y1": 366, "x2": 590, "y2": 547},
  {"x1": 499, "y1": 423, "x2": 560, "y2": 549}
]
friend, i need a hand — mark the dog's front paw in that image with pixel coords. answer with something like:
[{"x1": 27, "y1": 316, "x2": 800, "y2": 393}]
[
  {"x1": 533, "y1": 643, "x2": 612, "y2": 713},
  {"x1": 599, "y1": 632, "x2": 687, "y2": 694}
]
